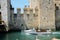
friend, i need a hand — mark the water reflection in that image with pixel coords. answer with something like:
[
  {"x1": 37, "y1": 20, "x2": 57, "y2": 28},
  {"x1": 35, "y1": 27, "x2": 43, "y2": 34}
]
[
  {"x1": 0, "y1": 32, "x2": 60, "y2": 40},
  {"x1": 36, "y1": 36, "x2": 40, "y2": 40},
  {"x1": 52, "y1": 38, "x2": 60, "y2": 40},
  {"x1": 0, "y1": 33, "x2": 6, "y2": 40}
]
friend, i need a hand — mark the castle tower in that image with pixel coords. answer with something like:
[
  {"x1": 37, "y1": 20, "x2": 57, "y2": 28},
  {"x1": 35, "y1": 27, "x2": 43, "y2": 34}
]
[
  {"x1": 23, "y1": 6, "x2": 28, "y2": 28},
  {"x1": 34, "y1": 7, "x2": 40, "y2": 29},
  {"x1": 17, "y1": 8, "x2": 21, "y2": 14},
  {"x1": 29, "y1": 0, "x2": 40, "y2": 13},
  {"x1": 29, "y1": 0, "x2": 40, "y2": 29},
  {"x1": 24, "y1": 5, "x2": 28, "y2": 13},
  {"x1": 17, "y1": 8, "x2": 21, "y2": 29},
  {"x1": 0, "y1": 0, "x2": 11, "y2": 31},
  {"x1": 29, "y1": 8, "x2": 33, "y2": 28},
  {"x1": 29, "y1": 0, "x2": 55, "y2": 30},
  {"x1": 39, "y1": 0, "x2": 55, "y2": 30},
  {"x1": 29, "y1": 0, "x2": 40, "y2": 22}
]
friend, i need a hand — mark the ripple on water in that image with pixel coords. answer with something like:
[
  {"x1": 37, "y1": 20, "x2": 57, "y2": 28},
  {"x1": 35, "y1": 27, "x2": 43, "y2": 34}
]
[
  {"x1": 0, "y1": 31, "x2": 60, "y2": 40},
  {"x1": 52, "y1": 32, "x2": 60, "y2": 34},
  {"x1": 16, "y1": 39, "x2": 19, "y2": 40}
]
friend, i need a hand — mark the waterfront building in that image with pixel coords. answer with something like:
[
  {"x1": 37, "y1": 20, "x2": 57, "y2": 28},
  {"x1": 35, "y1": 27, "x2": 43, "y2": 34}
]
[
  {"x1": 0, "y1": 0, "x2": 15, "y2": 31},
  {"x1": 23, "y1": 6, "x2": 32, "y2": 29},
  {"x1": 40, "y1": 0, "x2": 55, "y2": 30},
  {"x1": 23, "y1": 6, "x2": 40, "y2": 29},
  {"x1": 10, "y1": 0, "x2": 60, "y2": 30},
  {"x1": 29, "y1": 0, "x2": 55, "y2": 30},
  {"x1": 1, "y1": 0, "x2": 60, "y2": 31},
  {"x1": 28, "y1": 0, "x2": 40, "y2": 29},
  {"x1": 0, "y1": 0, "x2": 11, "y2": 31},
  {"x1": 13, "y1": 5, "x2": 40, "y2": 29}
]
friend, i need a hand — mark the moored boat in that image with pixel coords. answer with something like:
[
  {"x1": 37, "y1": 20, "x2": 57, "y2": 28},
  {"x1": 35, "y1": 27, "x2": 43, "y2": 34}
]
[{"x1": 24, "y1": 29, "x2": 52, "y2": 35}]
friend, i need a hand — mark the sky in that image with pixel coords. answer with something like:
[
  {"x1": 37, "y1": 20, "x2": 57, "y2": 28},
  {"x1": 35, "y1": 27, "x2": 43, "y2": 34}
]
[{"x1": 11, "y1": 0, "x2": 29, "y2": 13}]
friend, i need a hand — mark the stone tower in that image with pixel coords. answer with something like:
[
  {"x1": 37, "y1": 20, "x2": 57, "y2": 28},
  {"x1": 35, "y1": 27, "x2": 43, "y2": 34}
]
[
  {"x1": 29, "y1": 0, "x2": 40, "y2": 13},
  {"x1": 29, "y1": 0, "x2": 40, "y2": 29},
  {"x1": 23, "y1": 6, "x2": 28, "y2": 29},
  {"x1": 29, "y1": 0, "x2": 55, "y2": 30},
  {"x1": 0, "y1": 0, "x2": 11, "y2": 31},
  {"x1": 40, "y1": 0, "x2": 55, "y2": 30},
  {"x1": 17, "y1": 8, "x2": 21, "y2": 29}
]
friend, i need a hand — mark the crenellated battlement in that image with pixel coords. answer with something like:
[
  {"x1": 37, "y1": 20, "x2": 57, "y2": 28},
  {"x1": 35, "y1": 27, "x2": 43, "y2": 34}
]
[{"x1": 16, "y1": 5, "x2": 38, "y2": 14}]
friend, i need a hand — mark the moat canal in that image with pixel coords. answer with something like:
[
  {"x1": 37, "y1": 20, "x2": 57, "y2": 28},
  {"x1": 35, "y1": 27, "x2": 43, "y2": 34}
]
[{"x1": 0, "y1": 31, "x2": 60, "y2": 40}]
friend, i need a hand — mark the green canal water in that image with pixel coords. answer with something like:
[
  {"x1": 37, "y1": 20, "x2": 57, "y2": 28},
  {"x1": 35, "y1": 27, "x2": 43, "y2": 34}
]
[{"x1": 0, "y1": 31, "x2": 60, "y2": 40}]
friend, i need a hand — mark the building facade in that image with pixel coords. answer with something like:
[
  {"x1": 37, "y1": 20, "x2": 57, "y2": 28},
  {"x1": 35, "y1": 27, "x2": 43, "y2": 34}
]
[
  {"x1": 40, "y1": 0, "x2": 55, "y2": 30},
  {"x1": 23, "y1": 6, "x2": 40, "y2": 29},
  {"x1": 0, "y1": 0, "x2": 11, "y2": 31},
  {"x1": 13, "y1": 6, "x2": 40, "y2": 30},
  {"x1": 29, "y1": 0, "x2": 40, "y2": 29},
  {"x1": 29, "y1": 0, "x2": 55, "y2": 30},
  {"x1": 1, "y1": 0, "x2": 60, "y2": 31}
]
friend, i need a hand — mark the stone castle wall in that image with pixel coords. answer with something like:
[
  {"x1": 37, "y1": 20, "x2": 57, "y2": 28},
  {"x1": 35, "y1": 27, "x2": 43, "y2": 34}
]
[
  {"x1": 0, "y1": 0, "x2": 11, "y2": 31},
  {"x1": 16, "y1": 6, "x2": 39, "y2": 29}
]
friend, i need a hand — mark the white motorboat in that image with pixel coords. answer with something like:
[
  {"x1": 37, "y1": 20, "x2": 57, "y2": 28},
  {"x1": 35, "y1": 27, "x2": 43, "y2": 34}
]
[{"x1": 24, "y1": 28, "x2": 52, "y2": 35}]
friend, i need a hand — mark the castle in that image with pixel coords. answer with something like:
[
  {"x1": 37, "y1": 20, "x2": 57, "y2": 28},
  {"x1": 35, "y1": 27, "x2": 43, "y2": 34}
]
[
  {"x1": 0, "y1": 0, "x2": 60, "y2": 31},
  {"x1": 15, "y1": 0, "x2": 60, "y2": 30},
  {"x1": 28, "y1": 0, "x2": 60, "y2": 30}
]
